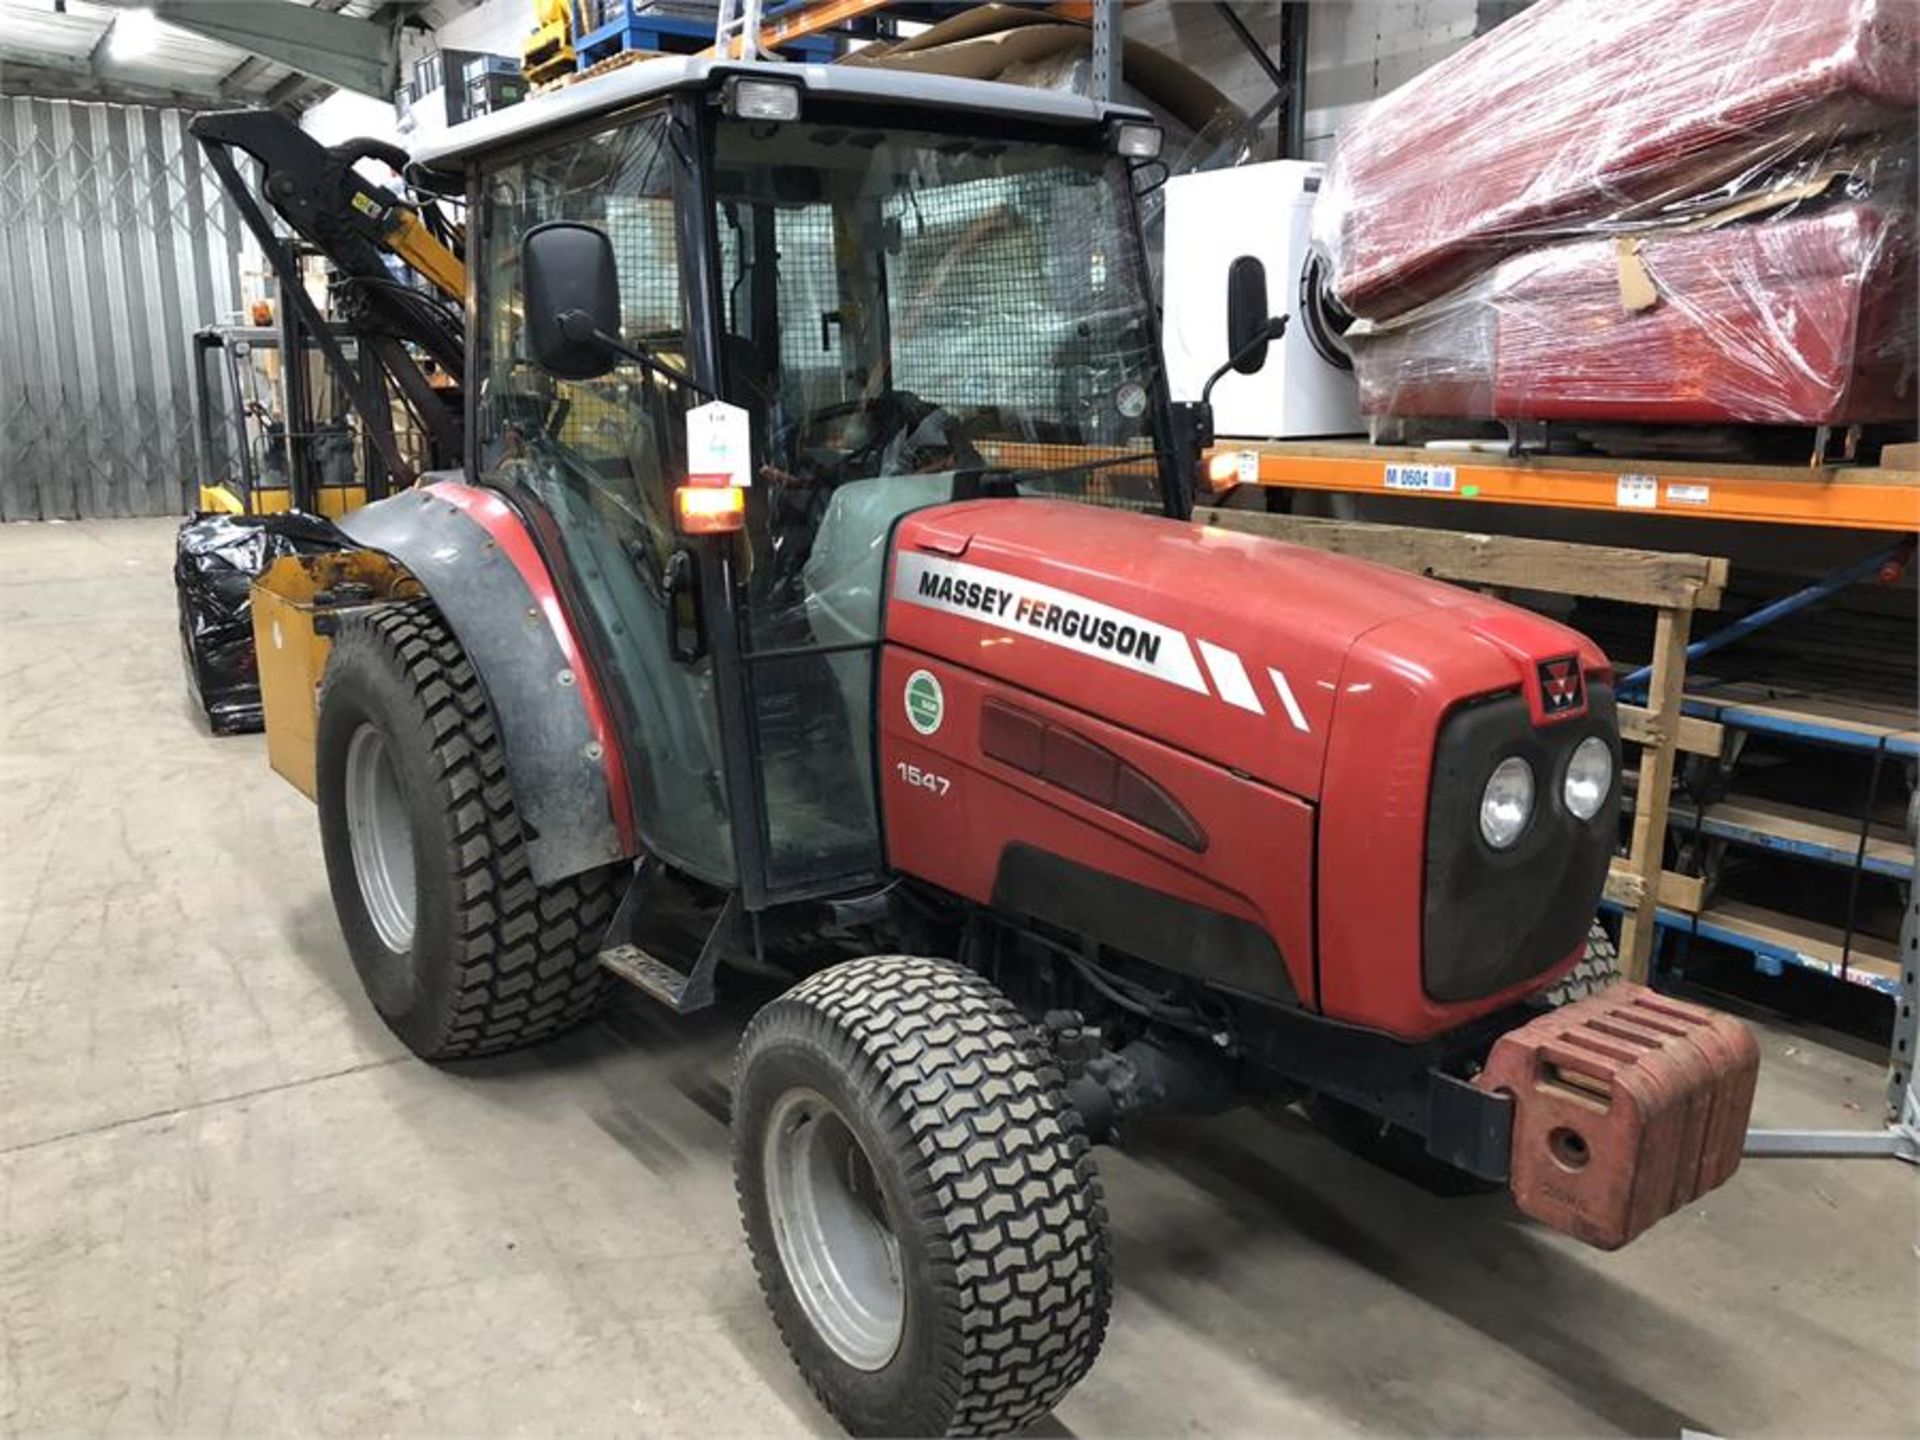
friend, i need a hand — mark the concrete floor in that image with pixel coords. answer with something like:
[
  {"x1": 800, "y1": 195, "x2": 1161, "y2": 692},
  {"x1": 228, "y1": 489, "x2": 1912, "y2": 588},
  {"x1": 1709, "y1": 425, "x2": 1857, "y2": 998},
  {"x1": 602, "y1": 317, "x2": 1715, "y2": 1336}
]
[{"x1": 2, "y1": 515, "x2": 1916, "y2": 1439}]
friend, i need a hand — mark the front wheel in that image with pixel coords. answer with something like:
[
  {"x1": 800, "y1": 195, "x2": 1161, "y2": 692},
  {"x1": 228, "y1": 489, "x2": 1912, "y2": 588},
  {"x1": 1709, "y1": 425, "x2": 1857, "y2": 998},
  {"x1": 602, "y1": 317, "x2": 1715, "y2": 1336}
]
[{"x1": 732, "y1": 956, "x2": 1111, "y2": 1437}]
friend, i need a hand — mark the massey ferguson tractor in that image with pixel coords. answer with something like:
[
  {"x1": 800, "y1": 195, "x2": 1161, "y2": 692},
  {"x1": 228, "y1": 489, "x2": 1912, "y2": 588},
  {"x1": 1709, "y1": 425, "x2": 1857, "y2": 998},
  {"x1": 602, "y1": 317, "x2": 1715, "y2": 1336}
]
[{"x1": 240, "y1": 57, "x2": 1760, "y2": 1437}]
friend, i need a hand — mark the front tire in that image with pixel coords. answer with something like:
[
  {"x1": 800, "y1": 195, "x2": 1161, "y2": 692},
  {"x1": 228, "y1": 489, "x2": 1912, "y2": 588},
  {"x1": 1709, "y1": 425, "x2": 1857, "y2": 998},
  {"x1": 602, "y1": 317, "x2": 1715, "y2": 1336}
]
[
  {"x1": 316, "y1": 600, "x2": 619, "y2": 1060},
  {"x1": 732, "y1": 956, "x2": 1111, "y2": 1437}
]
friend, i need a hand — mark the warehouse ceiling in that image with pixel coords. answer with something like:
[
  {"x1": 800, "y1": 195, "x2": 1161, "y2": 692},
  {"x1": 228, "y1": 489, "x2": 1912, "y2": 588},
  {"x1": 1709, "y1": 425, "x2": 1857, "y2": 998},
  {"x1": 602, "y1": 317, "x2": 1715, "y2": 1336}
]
[{"x1": 0, "y1": 0, "x2": 486, "y2": 111}]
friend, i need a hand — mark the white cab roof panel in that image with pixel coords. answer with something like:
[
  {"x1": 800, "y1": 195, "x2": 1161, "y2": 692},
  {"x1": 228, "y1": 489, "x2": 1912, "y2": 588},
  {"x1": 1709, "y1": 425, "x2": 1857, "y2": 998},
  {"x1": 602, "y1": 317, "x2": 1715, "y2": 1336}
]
[{"x1": 410, "y1": 57, "x2": 1150, "y2": 173}]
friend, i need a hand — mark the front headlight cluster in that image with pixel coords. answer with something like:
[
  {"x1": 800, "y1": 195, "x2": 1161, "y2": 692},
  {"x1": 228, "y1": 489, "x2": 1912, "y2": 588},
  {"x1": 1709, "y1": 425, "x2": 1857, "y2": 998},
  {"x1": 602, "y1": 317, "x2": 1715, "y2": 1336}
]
[{"x1": 1476, "y1": 737, "x2": 1614, "y2": 849}]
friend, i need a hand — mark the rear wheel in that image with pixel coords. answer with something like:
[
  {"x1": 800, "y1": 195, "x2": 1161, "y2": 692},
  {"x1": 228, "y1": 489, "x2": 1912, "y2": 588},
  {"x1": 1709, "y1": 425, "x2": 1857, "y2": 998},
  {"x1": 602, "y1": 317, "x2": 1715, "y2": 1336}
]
[
  {"x1": 732, "y1": 956, "x2": 1111, "y2": 1437},
  {"x1": 316, "y1": 600, "x2": 619, "y2": 1060},
  {"x1": 1543, "y1": 920, "x2": 1622, "y2": 1006}
]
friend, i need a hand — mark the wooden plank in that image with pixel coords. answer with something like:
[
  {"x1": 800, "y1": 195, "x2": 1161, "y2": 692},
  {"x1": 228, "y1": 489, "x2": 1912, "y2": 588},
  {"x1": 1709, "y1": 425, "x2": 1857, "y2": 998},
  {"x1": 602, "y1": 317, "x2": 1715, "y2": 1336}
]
[
  {"x1": 1605, "y1": 864, "x2": 1705, "y2": 914},
  {"x1": 1695, "y1": 900, "x2": 1902, "y2": 985},
  {"x1": 1686, "y1": 685, "x2": 1920, "y2": 748},
  {"x1": 1619, "y1": 705, "x2": 1723, "y2": 757},
  {"x1": 1618, "y1": 606, "x2": 1693, "y2": 980},
  {"x1": 1195, "y1": 508, "x2": 1728, "y2": 609},
  {"x1": 1668, "y1": 795, "x2": 1914, "y2": 878}
]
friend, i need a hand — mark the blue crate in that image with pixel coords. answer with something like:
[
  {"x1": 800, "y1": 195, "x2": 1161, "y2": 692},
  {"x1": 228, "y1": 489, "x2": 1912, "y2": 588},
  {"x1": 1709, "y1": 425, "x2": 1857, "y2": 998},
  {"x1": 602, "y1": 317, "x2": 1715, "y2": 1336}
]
[{"x1": 575, "y1": 2, "x2": 839, "y2": 69}]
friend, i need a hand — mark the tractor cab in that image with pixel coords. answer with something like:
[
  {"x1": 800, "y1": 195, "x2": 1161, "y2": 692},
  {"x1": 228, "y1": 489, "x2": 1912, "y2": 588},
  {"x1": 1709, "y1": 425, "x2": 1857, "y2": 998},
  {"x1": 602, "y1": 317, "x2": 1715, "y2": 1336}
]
[{"x1": 412, "y1": 59, "x2": 1179, "y2": 907}]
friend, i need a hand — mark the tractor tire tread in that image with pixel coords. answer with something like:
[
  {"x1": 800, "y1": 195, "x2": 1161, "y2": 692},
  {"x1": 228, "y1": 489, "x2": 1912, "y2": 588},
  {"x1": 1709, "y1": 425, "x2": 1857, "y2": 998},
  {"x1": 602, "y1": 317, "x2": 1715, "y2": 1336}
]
[
  {"x1": 1545, "y1": 921, "x2": 1623, "y2": 1007},
  {"x1": 336, "y1": 600, "x2": 617, "y2": 1059},
  {"x1": 736, "y1": 955, "x2": 1111, "y2": 1437}
]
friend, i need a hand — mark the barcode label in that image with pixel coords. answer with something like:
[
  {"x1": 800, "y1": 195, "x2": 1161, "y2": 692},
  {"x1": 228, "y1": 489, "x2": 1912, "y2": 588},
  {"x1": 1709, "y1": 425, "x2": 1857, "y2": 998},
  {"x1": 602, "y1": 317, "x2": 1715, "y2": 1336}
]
[{"x1": 1383, "y1": 463, "x2": 1457, "y2": 493}]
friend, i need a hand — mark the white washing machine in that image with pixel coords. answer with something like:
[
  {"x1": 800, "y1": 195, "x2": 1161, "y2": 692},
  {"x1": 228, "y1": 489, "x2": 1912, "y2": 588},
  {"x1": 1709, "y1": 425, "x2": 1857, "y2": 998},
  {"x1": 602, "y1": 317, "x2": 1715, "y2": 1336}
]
[{"x1": 1161, "y1": 160, "x2": 1362, "y2": 439}]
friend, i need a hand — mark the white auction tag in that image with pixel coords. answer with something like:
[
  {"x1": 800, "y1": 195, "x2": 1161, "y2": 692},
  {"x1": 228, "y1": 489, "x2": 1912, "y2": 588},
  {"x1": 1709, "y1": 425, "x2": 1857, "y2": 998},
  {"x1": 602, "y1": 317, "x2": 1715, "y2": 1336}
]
[
  {"x1": 686, "y1": 400, "x2": 752, "y2": 488},
  {"x1": 1666, "y1": 482, "x2": 1711, "y2": 506},
  {"x1": 1616, "y1": 473, "x2": 1658, "y2": 509}
]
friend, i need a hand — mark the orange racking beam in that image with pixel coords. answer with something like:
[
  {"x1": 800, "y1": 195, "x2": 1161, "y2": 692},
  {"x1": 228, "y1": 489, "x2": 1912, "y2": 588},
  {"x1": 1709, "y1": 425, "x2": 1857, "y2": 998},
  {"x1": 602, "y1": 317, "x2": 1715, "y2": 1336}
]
[
  {"x1": 703, "y1": 0, "x2": 897, "y2": 57},
  {"x1": 704, "y1": 0, "x2": 1104, "y2": 58},
  {"x1": 1206, "y1": 440, "x2": 1920, "y2": 533}
]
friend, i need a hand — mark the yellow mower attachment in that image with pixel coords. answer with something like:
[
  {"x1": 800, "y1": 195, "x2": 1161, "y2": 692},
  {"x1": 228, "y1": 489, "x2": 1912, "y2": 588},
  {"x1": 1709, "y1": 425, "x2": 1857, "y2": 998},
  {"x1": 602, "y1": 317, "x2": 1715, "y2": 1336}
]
[
  {"x1": 200, "y1": 482, "x2": 368, "y2": 519},
  {"x1": 250, "y1": 551, "x2": 417, "y2": 799}
]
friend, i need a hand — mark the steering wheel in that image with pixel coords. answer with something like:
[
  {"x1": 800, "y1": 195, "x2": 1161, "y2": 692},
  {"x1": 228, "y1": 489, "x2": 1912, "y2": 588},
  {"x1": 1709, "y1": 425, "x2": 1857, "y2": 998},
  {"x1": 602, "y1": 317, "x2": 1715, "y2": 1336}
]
[{"x1": 781, "y1": 396, "x2": 891, "y2": 481}]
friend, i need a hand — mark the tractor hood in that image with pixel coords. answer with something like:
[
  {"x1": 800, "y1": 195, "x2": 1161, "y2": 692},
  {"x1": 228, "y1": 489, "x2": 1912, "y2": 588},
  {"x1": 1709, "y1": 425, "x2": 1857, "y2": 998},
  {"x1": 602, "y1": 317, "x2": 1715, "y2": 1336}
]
[{"x1": 884, "y1": 500, "x2": 1602, "y2": 801}]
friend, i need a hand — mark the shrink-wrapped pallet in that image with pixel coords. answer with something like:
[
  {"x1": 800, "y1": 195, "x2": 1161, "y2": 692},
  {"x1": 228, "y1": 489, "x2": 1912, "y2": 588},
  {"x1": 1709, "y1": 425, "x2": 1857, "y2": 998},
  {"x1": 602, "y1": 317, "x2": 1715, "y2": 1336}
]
[
  {"x1": 1314, "y1": 0, "x2": 1918, "y2": 322},
  {"x1": 1348, "y1": 191, "x2": 1917, "y2": 428}
]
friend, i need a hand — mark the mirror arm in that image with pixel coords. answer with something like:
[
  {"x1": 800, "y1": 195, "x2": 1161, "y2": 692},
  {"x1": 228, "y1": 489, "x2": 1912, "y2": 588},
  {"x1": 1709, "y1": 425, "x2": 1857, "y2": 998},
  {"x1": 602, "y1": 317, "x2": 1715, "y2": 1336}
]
[
  {"x1": 1201, "y1": 315, "x2": 1290, "y2": 406},
  {"x1": 557, "y1": 309, "x2": 719, "y2": 402}
]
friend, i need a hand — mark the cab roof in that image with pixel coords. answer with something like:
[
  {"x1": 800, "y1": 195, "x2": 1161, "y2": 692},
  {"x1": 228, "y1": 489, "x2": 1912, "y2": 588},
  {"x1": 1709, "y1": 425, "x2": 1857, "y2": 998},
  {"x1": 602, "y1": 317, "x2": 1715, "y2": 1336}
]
[{"x1": 408, "y1": 56, "x2": 1153, "y2": 177}]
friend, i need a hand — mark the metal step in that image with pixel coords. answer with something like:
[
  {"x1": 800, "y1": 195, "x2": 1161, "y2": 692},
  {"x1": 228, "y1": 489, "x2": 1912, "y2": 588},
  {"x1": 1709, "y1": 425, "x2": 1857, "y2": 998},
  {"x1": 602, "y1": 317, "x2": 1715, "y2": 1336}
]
[
  {"x1": 599, "y1": 942, "x2": 713, "y2": 1013},
  {"x1": 595, "y1": 874, "x2": 740, "y2": 1015}
]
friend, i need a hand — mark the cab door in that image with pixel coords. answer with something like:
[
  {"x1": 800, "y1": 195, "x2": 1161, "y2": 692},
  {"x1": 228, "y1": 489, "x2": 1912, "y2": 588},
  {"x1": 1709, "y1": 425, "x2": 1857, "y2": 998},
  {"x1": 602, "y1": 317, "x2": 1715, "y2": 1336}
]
[
  {"x1": 707, "y1": 171, "x2": 906, "y2": 901},
  {"x1": 472, "y1": 108, "x2": 738, "y2": 886}
]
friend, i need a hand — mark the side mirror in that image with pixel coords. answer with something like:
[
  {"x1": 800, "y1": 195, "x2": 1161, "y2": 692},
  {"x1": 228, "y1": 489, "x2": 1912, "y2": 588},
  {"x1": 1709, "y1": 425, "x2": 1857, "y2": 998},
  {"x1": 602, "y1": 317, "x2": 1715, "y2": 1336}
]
[
  {"x1": 1226, "y1": 254, "x2": 1274, "y2": 376},
  {"x1": 523, "y1": 221, "x2": 622, "y2": 381}
]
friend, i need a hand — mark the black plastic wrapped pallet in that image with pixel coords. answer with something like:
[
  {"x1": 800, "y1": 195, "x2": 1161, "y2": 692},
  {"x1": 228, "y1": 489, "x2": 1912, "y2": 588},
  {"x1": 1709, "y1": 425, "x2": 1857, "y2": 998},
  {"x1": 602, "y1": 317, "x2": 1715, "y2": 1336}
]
[{"x1": 175, "y1": 512, "x2": 345, "y2": 734}]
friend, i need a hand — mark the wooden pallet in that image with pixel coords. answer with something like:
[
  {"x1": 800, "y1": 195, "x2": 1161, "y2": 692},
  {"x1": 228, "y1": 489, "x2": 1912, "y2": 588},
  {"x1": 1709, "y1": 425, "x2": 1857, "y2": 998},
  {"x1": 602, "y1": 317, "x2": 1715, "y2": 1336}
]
[{"x1": 532, "y1": 44, "x2": 660, "y2": 95}]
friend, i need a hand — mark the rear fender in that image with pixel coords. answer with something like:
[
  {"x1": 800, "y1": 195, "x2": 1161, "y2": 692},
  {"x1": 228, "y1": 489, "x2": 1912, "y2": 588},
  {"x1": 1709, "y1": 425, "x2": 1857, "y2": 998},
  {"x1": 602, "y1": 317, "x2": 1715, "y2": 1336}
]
[{"x1": 336, "y1": 481, "x2": 637, "y2": 885}]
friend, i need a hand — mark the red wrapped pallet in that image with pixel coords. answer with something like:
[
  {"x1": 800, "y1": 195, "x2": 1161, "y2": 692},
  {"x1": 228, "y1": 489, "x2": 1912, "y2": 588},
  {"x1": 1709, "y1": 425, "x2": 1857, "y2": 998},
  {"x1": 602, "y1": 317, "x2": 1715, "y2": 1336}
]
[
  {"x1": 1349, "y1": 193, "x2": 1918, "y2": 428},
  {"x1": 1314, "y1": 0, "x2": 1918, "y2": 322}
]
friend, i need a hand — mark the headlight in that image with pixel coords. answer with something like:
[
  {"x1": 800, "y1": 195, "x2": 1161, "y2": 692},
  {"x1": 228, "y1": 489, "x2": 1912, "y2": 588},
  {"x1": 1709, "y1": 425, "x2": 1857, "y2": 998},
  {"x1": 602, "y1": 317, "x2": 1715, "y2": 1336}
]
[
  {"x1": 1479, "y1": 756, "x2": 1534, "y2": 850},
  {"x1": 1563, "y1": 735, "x2": 1613, "y2": 821}
]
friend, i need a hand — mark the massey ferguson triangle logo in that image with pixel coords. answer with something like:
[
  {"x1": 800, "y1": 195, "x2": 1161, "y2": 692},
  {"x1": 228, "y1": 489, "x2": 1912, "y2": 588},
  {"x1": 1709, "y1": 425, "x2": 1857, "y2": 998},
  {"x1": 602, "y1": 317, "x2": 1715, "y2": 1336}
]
[{"x1": 1537, "y1": 656, "x2": 1585, "y2": 716}]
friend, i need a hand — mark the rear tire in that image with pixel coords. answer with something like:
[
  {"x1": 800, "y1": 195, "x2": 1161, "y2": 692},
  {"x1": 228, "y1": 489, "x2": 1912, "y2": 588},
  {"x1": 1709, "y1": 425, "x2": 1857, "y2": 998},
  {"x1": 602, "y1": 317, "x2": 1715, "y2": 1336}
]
[
  {"x1": 316, "y1": 600, "x2": 619, "y2": 1060},
  {"x1": 732, "y1": 956, "x2": 1111, "y2": 1437}
]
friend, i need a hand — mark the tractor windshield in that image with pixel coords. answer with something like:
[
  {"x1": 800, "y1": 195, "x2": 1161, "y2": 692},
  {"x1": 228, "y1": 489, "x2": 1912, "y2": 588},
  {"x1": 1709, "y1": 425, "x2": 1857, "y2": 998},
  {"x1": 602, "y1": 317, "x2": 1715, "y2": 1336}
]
[{"x1": 710, "y1": 118, "x2": 1168, "y2": 573}]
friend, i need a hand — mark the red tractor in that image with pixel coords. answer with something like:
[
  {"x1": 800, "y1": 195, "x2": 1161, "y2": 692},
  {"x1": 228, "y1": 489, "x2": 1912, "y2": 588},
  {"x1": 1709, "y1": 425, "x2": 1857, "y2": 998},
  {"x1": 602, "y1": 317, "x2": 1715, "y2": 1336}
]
[{"x1": 276, "y1": 59, "x2": 1758, "y2": 1437}]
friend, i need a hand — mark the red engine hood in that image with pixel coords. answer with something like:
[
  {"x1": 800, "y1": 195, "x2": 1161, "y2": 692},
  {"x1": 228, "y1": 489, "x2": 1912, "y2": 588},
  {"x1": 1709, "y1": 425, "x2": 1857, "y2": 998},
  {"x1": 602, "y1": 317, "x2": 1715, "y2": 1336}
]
[{"x1": 886, "y1": 500, "x2": 1603, "y2": 800}]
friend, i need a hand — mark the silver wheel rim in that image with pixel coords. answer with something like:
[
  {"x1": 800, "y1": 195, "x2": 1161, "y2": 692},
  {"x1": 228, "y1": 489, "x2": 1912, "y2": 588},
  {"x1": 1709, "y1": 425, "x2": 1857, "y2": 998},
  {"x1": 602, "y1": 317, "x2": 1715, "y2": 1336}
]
[
  {"x1": 344, "y1": 723, "x2": 416, "y2": 953},
  {"x1": 763, "y1": 1087, "x2": 905, "y2": 1371}
]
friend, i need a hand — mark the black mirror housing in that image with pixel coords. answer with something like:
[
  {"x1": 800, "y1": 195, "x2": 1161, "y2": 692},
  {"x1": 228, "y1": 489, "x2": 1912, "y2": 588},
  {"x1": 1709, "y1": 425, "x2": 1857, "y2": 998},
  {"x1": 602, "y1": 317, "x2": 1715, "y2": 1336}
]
[
  {"x1": 1226, "y1": 254, "x2": 1272, "y2": 376},
  {"x1": 523, "y1": 221, "x2": 622, "y2": 381}
]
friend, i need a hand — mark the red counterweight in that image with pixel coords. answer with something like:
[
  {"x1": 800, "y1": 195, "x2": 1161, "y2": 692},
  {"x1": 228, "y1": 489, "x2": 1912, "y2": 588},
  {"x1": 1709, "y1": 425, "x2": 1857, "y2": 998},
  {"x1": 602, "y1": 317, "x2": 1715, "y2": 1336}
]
[{"x1": 1476, "y1": 984, "x2": 1760, "y2": 1249}]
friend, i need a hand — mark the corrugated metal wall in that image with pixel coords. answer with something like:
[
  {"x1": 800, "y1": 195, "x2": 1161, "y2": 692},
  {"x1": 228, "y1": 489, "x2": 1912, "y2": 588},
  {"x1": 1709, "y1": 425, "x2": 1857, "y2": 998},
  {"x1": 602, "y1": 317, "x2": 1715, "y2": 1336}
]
[{"x1": 0, "y1": 98, "x2": 252, "y2": 521}]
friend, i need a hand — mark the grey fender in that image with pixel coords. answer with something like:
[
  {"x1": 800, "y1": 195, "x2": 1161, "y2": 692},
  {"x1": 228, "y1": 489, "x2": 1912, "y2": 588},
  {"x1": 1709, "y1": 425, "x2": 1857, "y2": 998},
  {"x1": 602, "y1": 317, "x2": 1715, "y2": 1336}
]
[{"x1": 337, "y1": 483, "x2": 631, "y2": 885}]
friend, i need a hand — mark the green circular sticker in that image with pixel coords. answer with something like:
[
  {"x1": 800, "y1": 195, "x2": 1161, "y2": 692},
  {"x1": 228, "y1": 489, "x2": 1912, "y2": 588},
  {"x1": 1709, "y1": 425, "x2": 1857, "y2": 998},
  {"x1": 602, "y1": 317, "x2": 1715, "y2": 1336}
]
[{"x1": 904, "y1": 669, "x2": 944, "y2": 736}]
